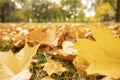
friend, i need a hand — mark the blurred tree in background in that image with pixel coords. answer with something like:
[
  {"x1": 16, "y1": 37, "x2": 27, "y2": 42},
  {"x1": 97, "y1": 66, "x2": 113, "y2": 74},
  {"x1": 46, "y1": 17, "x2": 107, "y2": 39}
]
[
  {"x1": 0, "y1": 0, "x2": 15, "y2": 22},
  {"x1": 0, "y1": 0, "x2": 119, "y2": 22},
  {"x1": 116, "y1": 0, "x2": 120, "y2": 22},
  {"x1": 94, "y1": 0, "x2": 117, "y2": 22},
  {"x1": 61, "y1": 0, "x2": 82, "y2": 22}
]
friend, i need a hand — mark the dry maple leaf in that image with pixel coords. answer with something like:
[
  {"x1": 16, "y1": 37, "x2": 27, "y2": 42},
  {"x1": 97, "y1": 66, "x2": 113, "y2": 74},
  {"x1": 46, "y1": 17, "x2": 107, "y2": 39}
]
[
  {"x1": 41, "y1": 76, "x2": 54, "y2": 80},
  {"x1": 0, "y1": 40, "x2": 39, "y2": 80},
  {"x1": 29, "y1": 26, "x2": 62, "y2": 46},
  {"x1": 72, "y1": 28, "x2": 120, "y2": 79},
  {"x1": 102, "y1": 76, "x2": 115, "y2": 80},
  {"x1": 43, "y1": 60, "x2": 66, "y2": 75},
  {"x1": 49, "y1": 41, "x2": 76, "y2": 61}
]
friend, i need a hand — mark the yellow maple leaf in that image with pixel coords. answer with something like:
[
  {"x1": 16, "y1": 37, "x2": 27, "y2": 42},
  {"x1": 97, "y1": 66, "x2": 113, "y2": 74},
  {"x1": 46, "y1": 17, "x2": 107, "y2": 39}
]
[
  {"x1": 72, "y1": 28, "x2": 120, "y2": 79},
  {"x1": 41, "y1": 76, "x2": 54, "y2": 80},
  {"x1": 43, "y1": 60, "x2": 66, "y2": 75},
  {"x1": 29, "y1": 27, "x2": 61, "y2": 46},
  {"x1": 0, "y1": 40, "x2": 39, "y2": 80}
]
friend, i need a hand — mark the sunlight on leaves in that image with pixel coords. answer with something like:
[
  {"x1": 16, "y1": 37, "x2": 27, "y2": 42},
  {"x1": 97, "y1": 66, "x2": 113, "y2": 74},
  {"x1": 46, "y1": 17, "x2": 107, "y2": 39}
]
[
  {"x1": 29, "y1": 26, "x2": 61, "y2": 46},
  {"x1": 41, "y1": 76, "x2": 54, "y2": 80},
  {"x1": 72, "y1": 28, "x2": 120, "y2": 79},
  {"x1": 43, "y1": 60, "x2": 66, "y2": 76},
  {"x1": 0, "y1": 40, "x2": 39, "y2": 80}
]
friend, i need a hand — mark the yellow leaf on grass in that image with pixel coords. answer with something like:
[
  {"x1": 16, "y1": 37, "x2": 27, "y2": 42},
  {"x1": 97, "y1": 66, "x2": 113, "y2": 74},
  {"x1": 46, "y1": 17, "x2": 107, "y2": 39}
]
[
  {"x1": 43, "y1": 60, "x2": 66, "y2": 75},
  {"x1": 41, "y1": 76, "x2": 54, "y2": 80},
  {"x1": 0, "y1": 40, "x2": 39, "y2": 80},
  {"x1": 72, "y1": 28, "x2": 120, "y2": 79}
]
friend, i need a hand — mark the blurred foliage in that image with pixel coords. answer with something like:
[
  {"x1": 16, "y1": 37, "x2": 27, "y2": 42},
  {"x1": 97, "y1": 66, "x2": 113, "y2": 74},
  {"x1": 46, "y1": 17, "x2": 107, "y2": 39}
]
[
  {"x1": 0, "y1": 0, "x2": 118, "y2": 22},
  {"x1": 0, "y1": 0, "x2": 15, "y2": 22}
]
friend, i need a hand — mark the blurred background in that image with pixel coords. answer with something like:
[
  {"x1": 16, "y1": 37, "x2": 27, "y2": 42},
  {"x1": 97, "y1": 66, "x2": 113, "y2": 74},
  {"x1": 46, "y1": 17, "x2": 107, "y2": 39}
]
[{"x1": 0, "y1": 0, "x2": 119, "y2": 23}]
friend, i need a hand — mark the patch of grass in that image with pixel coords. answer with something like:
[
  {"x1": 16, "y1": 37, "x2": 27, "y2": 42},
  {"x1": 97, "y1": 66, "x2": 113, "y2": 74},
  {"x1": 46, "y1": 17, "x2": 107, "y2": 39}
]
[
  {"x1": 30, "y1": 50, "x2": 86, "y2": 80},
  {"x1": 0, "y1": 43, "x2": 11, "y2": 52},
  {"x1": 51, "y1": 71, "x2": 85, "y2": 80}
]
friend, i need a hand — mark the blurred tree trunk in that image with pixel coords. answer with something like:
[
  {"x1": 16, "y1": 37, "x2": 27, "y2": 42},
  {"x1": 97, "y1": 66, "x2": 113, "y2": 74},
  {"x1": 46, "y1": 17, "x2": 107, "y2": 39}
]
[
  {"x1": 116, "y1": 0, "x2": 120, "y2": 22},
  {"x1": 1, "y1": 12, "x2": 5, "y2": 22},
  {"x1": 1, "y1": 2, "x2": 6, "y2": 22},
  {"x1": 0, "y1": 0, "x2": 15, "y2": 22}
]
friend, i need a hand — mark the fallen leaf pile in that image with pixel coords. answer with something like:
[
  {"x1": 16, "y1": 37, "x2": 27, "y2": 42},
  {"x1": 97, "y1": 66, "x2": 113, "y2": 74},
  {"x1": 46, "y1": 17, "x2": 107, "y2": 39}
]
[{"x1": 0, "y1": 23, "x2": 120, "y2": 80}]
